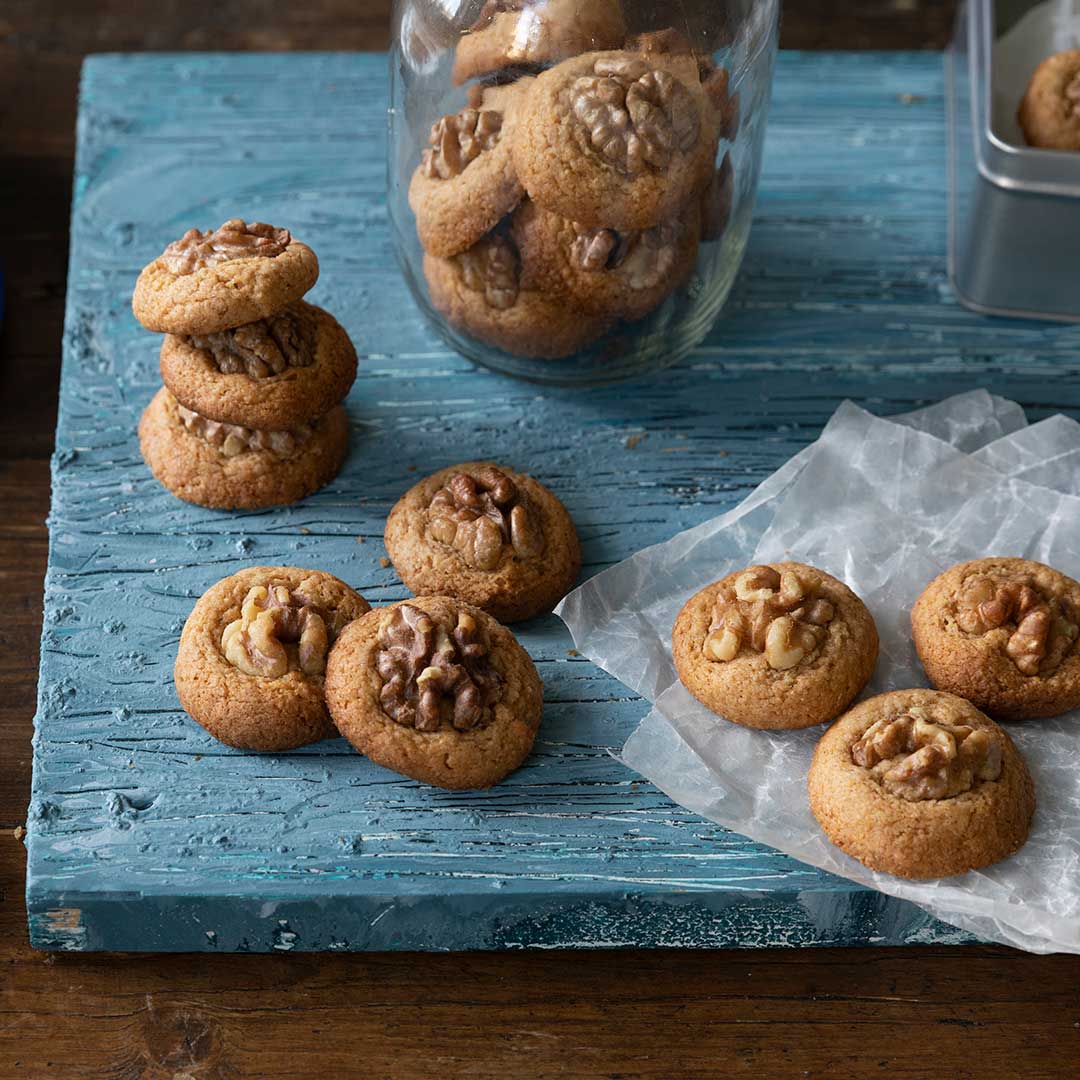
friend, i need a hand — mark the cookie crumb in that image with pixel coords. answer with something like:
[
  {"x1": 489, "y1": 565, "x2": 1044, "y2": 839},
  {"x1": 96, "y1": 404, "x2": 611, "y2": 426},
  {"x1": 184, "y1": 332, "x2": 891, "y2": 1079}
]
[
  {"x1": 299, "y1": 527, "x2": 311, "y2": 535},
  {"x1": 356, "y1": 535, "x2": 365, "y2": 544},
  {"x1": 898, "y1": 93, "x2": 924, "y2": 105},
  {"x1": 194, "y1": 755, "x2": 203, "y2": 762},
  {"x1": 379, "y1": 557, "x2": 391, "y2": 568},
  {"x1": 718, "y1": 449, "x2": 729, "y2": 458},
  {"x1": 13, "y1": 826, "x2": 25, "y2": 841},
  {"x1": 567, "y1": 648, "x2": 579, "y2": 657},
  {"x1": 625, "y1": 432, "x2": 647, "y2": 450}
]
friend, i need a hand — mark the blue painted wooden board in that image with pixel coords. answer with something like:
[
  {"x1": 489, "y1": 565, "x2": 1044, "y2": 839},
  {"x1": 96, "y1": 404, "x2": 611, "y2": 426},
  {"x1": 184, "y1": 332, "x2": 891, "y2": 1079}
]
[{"x1": 29, "y1": 49, "x2": 1080, "y2": 952}]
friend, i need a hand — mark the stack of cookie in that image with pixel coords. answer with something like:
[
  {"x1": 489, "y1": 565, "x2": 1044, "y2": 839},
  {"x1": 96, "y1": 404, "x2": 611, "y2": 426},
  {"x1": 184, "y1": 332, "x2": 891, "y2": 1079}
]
[
  {"x1": 132, "y1": 219, "x2": 357, "y2": 509},
  {"x1": 410, "y1": 3, "x2": 738, "y2": 359}
]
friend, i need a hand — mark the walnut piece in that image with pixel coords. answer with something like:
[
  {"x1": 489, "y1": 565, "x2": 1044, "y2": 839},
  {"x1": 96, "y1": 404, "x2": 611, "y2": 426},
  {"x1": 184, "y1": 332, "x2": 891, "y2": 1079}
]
[
  {"x1": 186, "y1": 305, "x2": 315, "y2": 379},
  {"x1": 457, "y1": 234, "x2": 520, "y2": 309},
  {"x1": 177, "y1": 402, "x2": 314, "y2": 459},
  {"x1": 570, "y1": 221, "x2": 678, "y2": 290},
  {"x1": 570, "y1": 56, "x2": 700, "y2": 176},
  {"x1": 427, "y1": 465, "x2": 543, "y2": 571},
  {"x1": 375, "y1": 605, "x2": 503, "y2": 731},
  {"x1": 221, "y1": 583, "x2": 347, "y2": 678},
  {"x1": 954, "y1": 574, "x2": 1079, "y2": 676},
  {"x1": 422, "y1": 108, "x2": 503, "y2": 180},
  {"x1": 161, "y1": 219, "x2": 291, "y2": 275},
  {"x1": 851, "y1": 708, "x2": 1003, "y2": 801},
  {"x1": 703, "y1": 565, "x2": 836, "y2": 671}
]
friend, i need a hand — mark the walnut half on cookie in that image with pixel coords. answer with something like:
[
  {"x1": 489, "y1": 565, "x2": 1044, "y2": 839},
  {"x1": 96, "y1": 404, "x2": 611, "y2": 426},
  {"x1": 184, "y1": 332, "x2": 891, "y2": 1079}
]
[
  {"x1": 325, "y1": 596, "x2": 543, "y2": 789},
  {"x1": 672, "y1": 562, "x2": 879, "y2": 730},
  {"x1": 132, "y1": 218, "x2": 319, "y2": 336},
  {"x1": 384, "y1": 460, "x2": 581, "y2": 623},
  {"x1": 809, "y1": 689, "x2": 1035, "y2": 879},
  {"x1": 912, "y1": 557, "x2": 1080, "y2": 720},
  {"x1": 174, "y1": 566, "x2": 370, "y2": 751}
]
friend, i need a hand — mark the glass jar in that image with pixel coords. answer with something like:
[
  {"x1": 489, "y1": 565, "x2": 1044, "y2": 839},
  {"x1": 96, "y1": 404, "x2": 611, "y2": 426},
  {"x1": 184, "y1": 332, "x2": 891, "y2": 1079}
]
[{"x1": 388, "y1": 0, "x2": 780, "y2": 385}]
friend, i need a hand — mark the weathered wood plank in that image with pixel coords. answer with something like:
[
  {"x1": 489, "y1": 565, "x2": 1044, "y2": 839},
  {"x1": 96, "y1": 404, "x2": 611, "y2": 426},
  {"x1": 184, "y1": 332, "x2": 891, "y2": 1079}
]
[{"x1": 28, "y1": 50, "x2": 1080, "y2": 951}]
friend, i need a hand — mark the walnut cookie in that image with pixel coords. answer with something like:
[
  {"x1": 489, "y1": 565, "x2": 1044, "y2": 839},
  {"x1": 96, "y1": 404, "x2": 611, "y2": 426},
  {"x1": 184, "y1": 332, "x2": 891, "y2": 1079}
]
[
  {"x1": 912, "y1": 557, "x2": 1080, "y2": 720},
  {"x1": 159, "y1": 300, "x2": 358, "y2": 430},
  {"x1": 139, "y1": 386, "x2": 349, "y2": 510},
  {"x1": 132, "y1": 218, "x2": 319, "y2": 335},
  {"x1": 385, "y1": 460, "x2": 580, "y2": 623},
  {"x1": 511, "y1": 49, "x2": 714, "y2": 229},
  {"x1": 510, "y1": 197, "x2": 700, "y2": 320},
  {"x1": 451, "y1": 0, "x2": 627, "y2": 86},
  {"x1": 673, "y1": 562, "x2": 879, "y2": 730},
  {"x1": 408, "y1": 80, "x2": 532, "y2": 259},
  {"x1": 175, "y1": 567, "x2": 371, "y2": 751},
  {"x1": 422, "y1": 229, "x2": 612, "y2": 359},
  {"x1": 325, "y1": 596, "x2": 543, "y2": 789},
  {"x1": 1018, "y1": 49, "x2": 1080, "y2": 151},
  {"x1": 809, "y1": 689, "x2": 1035, "y2": 880}
]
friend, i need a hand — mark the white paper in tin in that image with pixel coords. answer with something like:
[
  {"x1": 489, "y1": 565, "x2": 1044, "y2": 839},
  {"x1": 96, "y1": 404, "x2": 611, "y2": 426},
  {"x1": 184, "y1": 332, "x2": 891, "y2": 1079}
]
[
  {"x1": 992, "y1": 0, "x2": 1080, "y2": 145},
  {"x1": 556, "y1": 391, "x2": 1080, "y2": 954}
]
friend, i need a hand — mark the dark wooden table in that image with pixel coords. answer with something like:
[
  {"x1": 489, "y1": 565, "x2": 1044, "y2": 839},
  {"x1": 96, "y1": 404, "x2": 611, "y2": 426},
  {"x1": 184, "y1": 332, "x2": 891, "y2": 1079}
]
[{"x1": 4, "y1": 2, "x2": 1079, "y2": 1077}]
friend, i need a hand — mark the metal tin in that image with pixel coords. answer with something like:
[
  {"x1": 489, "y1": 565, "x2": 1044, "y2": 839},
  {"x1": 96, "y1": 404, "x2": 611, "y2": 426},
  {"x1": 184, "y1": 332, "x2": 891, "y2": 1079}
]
[{"x1": 948, "y1": 0, "x2": 1080, "y2": 321}]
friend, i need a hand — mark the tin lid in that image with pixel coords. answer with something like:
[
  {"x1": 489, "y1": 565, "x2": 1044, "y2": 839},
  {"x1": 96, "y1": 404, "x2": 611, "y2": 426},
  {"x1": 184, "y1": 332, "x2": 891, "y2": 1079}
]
[{"x1": 971, "y1": 0, "x2": 1080, "y2": 197}]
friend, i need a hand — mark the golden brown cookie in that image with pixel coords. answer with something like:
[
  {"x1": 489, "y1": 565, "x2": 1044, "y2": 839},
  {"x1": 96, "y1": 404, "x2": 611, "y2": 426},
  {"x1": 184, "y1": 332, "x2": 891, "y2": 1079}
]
[
  {"x1": 1018, "y1": 49, "x2": 1080, "y2": 150},
  {"x1": 175, "y1": 566, "x2": 371, "y2": 751},
  {"x1": 451, "y1": 0, "x2": 627, "y2": 86},
  {"x1": 510, "y1": 197, "x2": 700, "y2": 320},
  {"x1": 138, "y1": 386, "x2": 349, "y2": 510},
  {"x1": 132, "y1": 219, "x2": 319, "y2": 335},
  {"x1": 511, "y1": 50, "x2": 712, "y2": 229},
  {"x1": 422, "y1": 230, "x2": 612, "y2": 359},
  {"x1": 808, "y1": 689, "x2": 1035, "y2": 880},
  {"x1": 159, "y1": 300, "x2": 357, "y2": 430},
  {"x1": 912, "y1": 557, "x2": 1080, "y2": 720},
  {"x1": 408, "y1": 81, "x2": 531, "y2": 258},
  {"x1": 325, "y1": 596, "x2": 543, "y2": 789},
  {"x1": 385, "y1": 460, "x2": 580, "y2": 623},
  {"x1": 673, "y1": 562, "x2": 879, "y2": 730}
]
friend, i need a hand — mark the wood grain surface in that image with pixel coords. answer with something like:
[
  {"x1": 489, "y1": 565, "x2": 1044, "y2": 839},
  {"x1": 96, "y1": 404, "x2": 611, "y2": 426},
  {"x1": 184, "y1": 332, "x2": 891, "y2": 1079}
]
[{"x1": 4, "y1": 3, "x2": 1080, "y2": 1079}]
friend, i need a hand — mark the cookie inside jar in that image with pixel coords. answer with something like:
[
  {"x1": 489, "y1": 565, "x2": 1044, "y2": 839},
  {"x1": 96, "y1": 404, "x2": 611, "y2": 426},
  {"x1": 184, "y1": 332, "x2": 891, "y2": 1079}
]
[{"x1": 390, "y1": 0, "x2": 780, "y2": 382}]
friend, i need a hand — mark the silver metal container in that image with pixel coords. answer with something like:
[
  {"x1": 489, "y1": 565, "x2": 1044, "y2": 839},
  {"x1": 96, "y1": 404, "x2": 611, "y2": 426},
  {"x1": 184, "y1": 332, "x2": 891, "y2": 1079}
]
[{"x1": 948, "y1": 0, "x2": 1080, "y2": 322}]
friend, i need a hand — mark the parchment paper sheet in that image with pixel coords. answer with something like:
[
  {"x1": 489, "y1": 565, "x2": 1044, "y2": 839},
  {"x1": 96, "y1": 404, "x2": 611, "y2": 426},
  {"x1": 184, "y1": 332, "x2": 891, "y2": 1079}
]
[{"x1": 557, "y1": 391, "x2": 1080, "y2": 953}]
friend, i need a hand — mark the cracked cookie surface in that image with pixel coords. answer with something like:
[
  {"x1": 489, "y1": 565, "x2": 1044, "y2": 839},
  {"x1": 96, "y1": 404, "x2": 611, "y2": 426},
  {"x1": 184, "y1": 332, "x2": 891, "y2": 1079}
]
[
  {"x1": 912, "y1": 557, "x2": 1080, "y2": 720},
  {"x1": 385, "y1": 459, "x2": 580, "y2": 623},
  {"x1": 325, "y1": 595, "x2": 543, "y2": 789},
  {"x1": 175, "y1": 566, "x2": 370, "y2": 751},
  {"x1": 422, "y1": 229, "x2": 612, "y2": 359},
  {"x1": 138, "y1": 386, "x2": 349, "y2": 509},
  {"x1": 673, "y1": 561, "x2": 879, "y2": 730},
  {"x1": 408, "y1": 81, "x2": 531, "y2": 258},
  {"x1": 808, "y1": 689, "x2": 1035, "y2": 879},
  {"x1": 159, "y1": 300, "x2": 358, "y2": 430},
  {"x1": 132, "y1": 218, "x2": 319, "y2": 335},
  {"x1": 510, "y1": 197, "x2": 699, "y2": 319},
  {"x1": 510, "y1": 50, "x2": 712, "y2": 229}
]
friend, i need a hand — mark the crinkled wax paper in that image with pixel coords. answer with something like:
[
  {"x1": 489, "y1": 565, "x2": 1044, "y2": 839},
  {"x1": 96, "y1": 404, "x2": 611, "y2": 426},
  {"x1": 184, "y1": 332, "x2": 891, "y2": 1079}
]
[{"x1": 557, "y1": 391, "x2": 1080, "y2": 953}]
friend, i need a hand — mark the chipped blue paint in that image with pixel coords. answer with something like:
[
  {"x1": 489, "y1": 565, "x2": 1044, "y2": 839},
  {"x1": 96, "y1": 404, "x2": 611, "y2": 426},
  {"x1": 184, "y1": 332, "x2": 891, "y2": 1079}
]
[{"x1": 27, "y1": 50, "x2": 1080, "y2": 952}]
